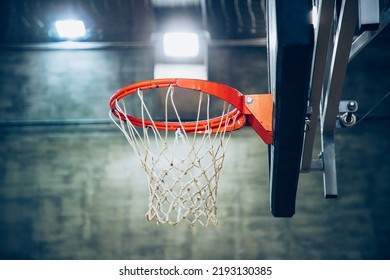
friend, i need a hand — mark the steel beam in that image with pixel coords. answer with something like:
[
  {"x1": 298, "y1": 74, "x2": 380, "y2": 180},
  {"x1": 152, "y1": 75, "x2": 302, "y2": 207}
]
[
  {"x1": 358, "y1": 0, "x2": 380, "y2": 31},
  {"x1": 350, "y1": 7, "x2": 390, "y2": 61},
  {"x1": 301, "y1": 0, "x2": 335, "y2": 171},
  {"x1": 321, "y1": 0, "x2": 358, "y2": 197}
]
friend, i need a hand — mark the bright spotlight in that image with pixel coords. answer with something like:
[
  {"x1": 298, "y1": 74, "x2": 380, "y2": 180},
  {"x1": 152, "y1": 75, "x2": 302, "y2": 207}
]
[
  {"x1": 55, "y1": 20, "x2": 86, "y2": 40},
  {"x1": 163, "y1": 32, "x2": 200, "y2": 58}
]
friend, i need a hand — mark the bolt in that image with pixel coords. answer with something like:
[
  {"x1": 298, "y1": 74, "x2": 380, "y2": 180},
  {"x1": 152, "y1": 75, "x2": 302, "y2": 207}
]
[
  {"x1": 347, "y1": 101, "x2": 356, "y2": 111},
  {"x1": 304, "y1": 118, "x2": 311, "y2": 132},
  {"x1": 245, "y1": 96, "x2": 253, "y2": 104},
  {"x1": 340, "y1": 112, "x2": 356, "y2": 127},
  {"x1": 345, "y1": 112, "x2": 353, "y2": 123}
]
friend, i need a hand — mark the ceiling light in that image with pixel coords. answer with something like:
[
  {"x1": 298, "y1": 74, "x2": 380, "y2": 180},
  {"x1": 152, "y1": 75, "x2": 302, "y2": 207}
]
[
  {"x1": 55, "y1": 20, "x2": 86, "y2": 40},
  {"x1": 163, "y1": 32, "x2": 200, "y2": 58}
]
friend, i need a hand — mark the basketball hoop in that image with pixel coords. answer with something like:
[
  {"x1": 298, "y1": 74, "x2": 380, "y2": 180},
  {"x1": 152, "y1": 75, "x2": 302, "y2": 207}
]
[{"x1": 109, "y1": 78, "x2": 272, "y2": 226}]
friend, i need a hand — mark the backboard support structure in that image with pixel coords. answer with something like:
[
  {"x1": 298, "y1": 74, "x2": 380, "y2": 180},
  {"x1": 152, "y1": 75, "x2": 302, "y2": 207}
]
[{"x1": 267, "y1": 0, "x2": 387, "y2": 217}]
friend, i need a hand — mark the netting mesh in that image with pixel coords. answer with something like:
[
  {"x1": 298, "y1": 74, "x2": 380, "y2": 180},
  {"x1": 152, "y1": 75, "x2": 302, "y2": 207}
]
[{"x1": 110, "y1": 85, "x2": 237, "y2": 226}]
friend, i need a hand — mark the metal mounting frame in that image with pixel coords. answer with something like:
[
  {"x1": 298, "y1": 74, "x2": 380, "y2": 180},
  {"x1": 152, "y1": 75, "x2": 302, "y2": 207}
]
[
  {"x1": 264, "y1": 0, "x2": 389, "y2": 217},
  {"x1": 300, "y1": 0, "x2": 388, "y2": 199}
]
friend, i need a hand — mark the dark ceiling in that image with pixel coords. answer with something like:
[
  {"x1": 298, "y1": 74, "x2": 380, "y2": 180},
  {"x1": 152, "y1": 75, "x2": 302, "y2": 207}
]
[
  {"x1": 0, "y1": 0, "x2": 267, "y2": 44},
  {"x1": 1, "y1": 0, "x2": 389, "y2": 45}
]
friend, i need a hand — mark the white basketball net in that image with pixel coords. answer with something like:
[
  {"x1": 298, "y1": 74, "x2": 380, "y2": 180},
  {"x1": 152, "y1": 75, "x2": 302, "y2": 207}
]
[{"x1": 110, "y1": 85, "x2": 237, "y2": 226}]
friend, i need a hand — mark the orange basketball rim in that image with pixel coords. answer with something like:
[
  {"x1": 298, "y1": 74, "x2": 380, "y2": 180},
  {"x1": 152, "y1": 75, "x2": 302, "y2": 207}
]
[{"x1": 109, "y1": 78, "x2": 273, "y2": 144}]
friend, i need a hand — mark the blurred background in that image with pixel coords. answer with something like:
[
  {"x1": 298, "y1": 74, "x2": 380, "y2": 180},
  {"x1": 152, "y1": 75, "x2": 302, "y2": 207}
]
[{"x1": 0, "y1": 0, "x2": 389, "y2": 259}]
